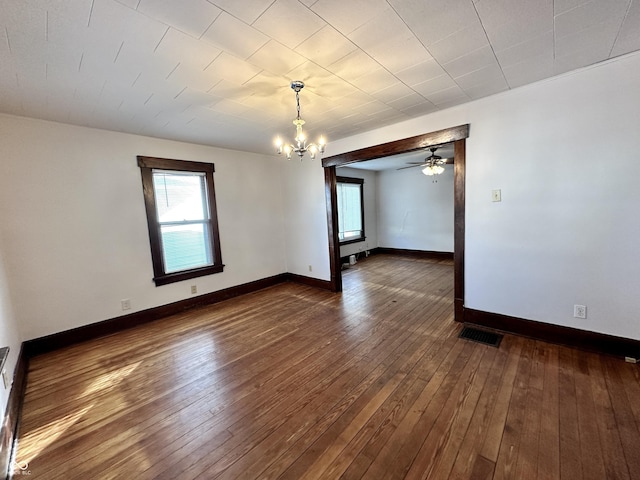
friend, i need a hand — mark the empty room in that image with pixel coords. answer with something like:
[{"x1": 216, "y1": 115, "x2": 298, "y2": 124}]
[{"x1": 0, "y1": 1, "x2": 639, "y2": 479}]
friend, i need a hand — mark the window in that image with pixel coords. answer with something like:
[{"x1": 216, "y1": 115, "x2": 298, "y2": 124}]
[
  {"x1": 336, "y1": 176, "x2": 365, "y2": 245},
  {"x1": 138, "y1": 156, "x2": 223, "y2": 286}
]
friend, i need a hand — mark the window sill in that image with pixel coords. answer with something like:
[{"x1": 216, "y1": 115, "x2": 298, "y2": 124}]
[
  {"x1": 154, "y1": 264, "x2": 225, "y2": 286},
  {"x1": 339, "y1": 237, "x2": 366, "y2": 246}
]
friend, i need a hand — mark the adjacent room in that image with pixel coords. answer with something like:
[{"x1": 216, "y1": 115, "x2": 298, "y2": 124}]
[{"x1": 1, "y1": 1, "x2": 639, "y2": 479}]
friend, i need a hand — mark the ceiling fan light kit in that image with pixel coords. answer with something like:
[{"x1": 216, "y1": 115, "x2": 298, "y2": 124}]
[
  {"x1": 274, "y1": 81, "x2": 326, "y2": 161},
  {"x1": 397, "y1": 146, "x2": 451, "y2": 176}
]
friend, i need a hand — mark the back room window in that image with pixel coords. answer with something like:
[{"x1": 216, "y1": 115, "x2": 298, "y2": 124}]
[{"x1": 336, "y1": 176, "x2": 365, "y2": 245}]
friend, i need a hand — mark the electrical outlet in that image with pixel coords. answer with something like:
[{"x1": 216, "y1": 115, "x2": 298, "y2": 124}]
[
  {"x1": 573, "y1": 304, "x2": 587, "y2": 319},
  {"x1": 624, "y1": 357, "x2": 638, "y2": 364},
  {"x1": 121, "y1": 299, "x2": 131, "y2": 311},
  {"x1": 308, "y1": 265, "x2": 312, "y2": 272},
  {"x1": 191, "y1": 285, "x2": 197, "y2": 295}
]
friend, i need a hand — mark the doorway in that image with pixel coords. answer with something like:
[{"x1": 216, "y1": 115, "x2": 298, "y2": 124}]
[{"x1": 321, "y1": 124, "x2": 469, "y2": 322}]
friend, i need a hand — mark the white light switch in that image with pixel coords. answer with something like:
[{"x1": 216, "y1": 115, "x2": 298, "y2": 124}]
[{"x1": 491, "y1": 189, "x2": 502, "y2": 202}]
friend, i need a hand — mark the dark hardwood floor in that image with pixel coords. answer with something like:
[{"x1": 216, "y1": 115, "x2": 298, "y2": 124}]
[{"x1": 13, "y1": 254, "x2": 640, "y2": 479}]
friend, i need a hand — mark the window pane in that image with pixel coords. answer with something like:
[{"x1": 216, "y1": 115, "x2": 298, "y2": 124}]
[
  {"x1": 337, "y1": 182, "x2": 363, "y2": 240},
  {"x1": 160, "y1": 223, "x2": 213, "y2": 273},
  {"x1": 152, "y1": 171, "x2": 207, "y2": 222}
]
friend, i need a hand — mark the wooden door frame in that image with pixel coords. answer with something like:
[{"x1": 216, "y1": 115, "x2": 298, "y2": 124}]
[{"x1": 321, "y1": 124, "x2": 469, "y2": 322}]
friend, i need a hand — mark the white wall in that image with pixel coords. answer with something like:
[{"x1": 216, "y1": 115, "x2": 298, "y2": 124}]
[
  {"x1": 0, "y1": 115, "x2": 287, "y2": 341},
  {"x1": 280, "y1": 158, "x2": 330, "y2": 279},
  {"x1": 291, "y1": 51, "x2": 640, "y2": 341},
  {"x1": 336, "y1": 167, "x2": 378, "y2": 258},
  {"x1": 377, "y1": 165, "x2": 454, "y2": 252}
]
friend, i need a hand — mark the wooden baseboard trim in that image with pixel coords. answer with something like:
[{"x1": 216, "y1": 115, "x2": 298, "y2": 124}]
[
  {"x1": 454, "y1": 298, "x2": 464, "y2": 323},
  {"x1": 464, "y1": 308, "x2": 640, "y2": 359},
  {"x1": 1, "y1": 345, "x2": 28, "y2": 479},
  {"x1": 374, "y1": 247, "x2": 454, "y2": 261},
  {"x1": 24, "y1": 274, "x2": 288, "y2": 358},
  {"x1": 285, "y1": 273, "x2": 334, "y2": 291}
]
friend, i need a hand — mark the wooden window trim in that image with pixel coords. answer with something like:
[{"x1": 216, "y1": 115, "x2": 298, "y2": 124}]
[
  {"x1": 137, "y1": 156, "x2": 224, "y2": 286},
  {"x1": 336, "y1": 176, "x2": 365, "y2": 245}
]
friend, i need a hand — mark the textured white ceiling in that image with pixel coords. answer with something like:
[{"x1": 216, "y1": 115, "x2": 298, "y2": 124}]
[{"x1": 1, "y1": 0, "x2": 639, "y2": 155}]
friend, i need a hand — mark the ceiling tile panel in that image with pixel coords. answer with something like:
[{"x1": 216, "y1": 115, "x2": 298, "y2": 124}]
[
  {"x1": 253, "y1": 0, "x2": 325, "y2": 49},
  {"x1": 442, "y1": 45, "x2": 498, "y2": 78},
  {"x1": 207, "y1": 79, "x2": 247, "y2": 100},
  {"x1": 475, "y1": 0, "x2": 553, "y2": 52},
  {"x1": 395, "y1": 60, "x2": 446, "y2": 87},
  {"x1": 553, "y1": 47, "x2": 612, "y2": 75},
  {"x1": 554, "y1": 0, "x2": 629, "y2": 38},
  {"x1": 347, "y1": 6, "x2": 411, "y2": 51},
  {"x1": 396, "y1": 101, "x2": 438, "y2": 117},
  {"x1": 294, "y1": 26, "x2": 357, "y2": 68},
  {"x1": 310, "y1": 0, "x2": 389, "y2": 36},
  {"x1": 137, "y1": 0, "x2": 221, "y2": 38},
  {"x1": 425, "y1": 85, "x2": 469, "y2": 106},
  {"x1": 208, "y1": 0, "x2": 274, "y2": 25},
  {"x1": 247, "y1": 40, "x2": 307, "y2": 76},
  {"x1": 494, "y1": 30, "x2": 553, "y2": 67},
  {"x1": 462, "y1": 77, "x2": 510, "y2": 99},
  {"x1": 166, "y1": 64, "x2": 221, "y2": 92},
  {"x1": 89, "y1": 0, "x2": 167, "y2": 52},
  {"x1": 326, "y1": 50, "x2": 383, "y2": 81},
  {"x1": 201, "y1": 12, "x2": 269, "y2": 60},
  {"x1": 412, "y1": 75, "x2": 458, "y2": 97},
  {"x1": 353, "y1": 100, "x2": 394, "y2": 117},
  {"x1": 369, "y1": 82, "x2": 416, "y2": 103},
  {"x1": 502, "y1": 53, "x2": 554, "y2": 87},
  {"x1": 205, "y1": 52, "x2": 262, "y2": 84},
  {"x1": 554, "y1": 0, "x2": 591, "y2": 15},
  {"x1": 348, "y1": 68, "x2": 400, "y2": 96},
  {"x1": 611, "y1": 0, "x2": 640, "y2": 56},
  {"x1": 242, "y1": 71, "x2": 292, "y2": 103},
  {"x1": 371, "y1": 36, "x2": 435, "y2": 73},
  {"x1": 388, "y1": 0, "x2": 481, "y2": 46},
  {"x1": 555, "y1": 17, "x2": 621, "y2": 59},
  {"x1": 427, "y1": 23, "x2": 489, "y2": 65},
  {"x1": 386, "y1": 92, "x2": 432, "y2": 110},
  {"x1": 453, "y1": 63, "x2": 505, "y2": 90},
  {"x1": 156, "y1": 28, "x2": 222, "y2": 71}
]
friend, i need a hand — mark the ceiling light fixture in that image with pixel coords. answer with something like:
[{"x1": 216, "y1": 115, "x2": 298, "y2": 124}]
[
  {"x1": 422, "y1": 148, "x2": 447, "y2": 176},
  {"x1": 422, "y1": 162, "x2": 445, "y2": 176},
  {"x1": 275, "y1": 81, "x2": 326, "y2": 160}
]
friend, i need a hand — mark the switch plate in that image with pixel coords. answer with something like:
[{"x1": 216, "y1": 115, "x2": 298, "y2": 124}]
[
  {"x1": 1, "y1": 370, "x2": 7, "y2": 390},
  {"x1": 491, "y1": 189, "x2": 502, "y2": 202},
  {"x1": 573, "y1": 304, "x2": 587, "y2": 319}
]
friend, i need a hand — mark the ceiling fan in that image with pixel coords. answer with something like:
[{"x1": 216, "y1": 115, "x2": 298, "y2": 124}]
[{"x1": 397, "y1": 147, "x2": 453, "y2": 175}]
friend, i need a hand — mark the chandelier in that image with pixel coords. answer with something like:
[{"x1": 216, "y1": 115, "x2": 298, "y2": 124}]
[{"x1": 275, "y1": 81, "x2": 326, "y2": 160}]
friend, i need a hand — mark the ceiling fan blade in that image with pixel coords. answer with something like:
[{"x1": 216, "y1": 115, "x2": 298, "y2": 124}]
[{"x1": 396, "y1": 164, "x2": 426, "y2": 170}]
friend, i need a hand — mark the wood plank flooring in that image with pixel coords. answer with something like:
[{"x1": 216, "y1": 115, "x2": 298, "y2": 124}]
[{"x1": 13, "y1": 254, "x2": 640, "y2": 479}]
